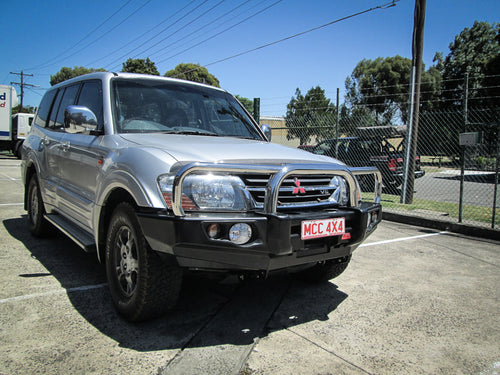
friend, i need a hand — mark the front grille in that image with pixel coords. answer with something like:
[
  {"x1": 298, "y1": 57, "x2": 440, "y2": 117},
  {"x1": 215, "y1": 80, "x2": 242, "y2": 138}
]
[{"x1": 240, "y1": 173, "x2": 345, "y2": 209}]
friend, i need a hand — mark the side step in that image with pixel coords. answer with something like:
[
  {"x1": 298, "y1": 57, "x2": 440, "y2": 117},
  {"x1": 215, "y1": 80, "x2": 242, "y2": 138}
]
[{"x1": 45, "y1": 214, "x2": 96, "y2": 252}]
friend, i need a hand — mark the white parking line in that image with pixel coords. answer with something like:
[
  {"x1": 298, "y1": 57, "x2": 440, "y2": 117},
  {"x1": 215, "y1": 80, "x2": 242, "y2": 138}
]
[
  {"x1": 360, "y1": 231, "x2": 448, "y2": 247},
  {"x1": 0, "y1": 283, "x2": 107, "y2": 304},
  {"x1": 0, "y1": 203, "x2": 24, "y2": 206},
  {"x1": 0, "y1": 171, "x2": 19, "y2": 180}
]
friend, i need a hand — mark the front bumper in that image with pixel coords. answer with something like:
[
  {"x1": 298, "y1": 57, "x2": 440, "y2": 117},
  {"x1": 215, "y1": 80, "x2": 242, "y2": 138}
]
[{"x1": 138, "y1": 202, "x2": 382, "y2": 273}]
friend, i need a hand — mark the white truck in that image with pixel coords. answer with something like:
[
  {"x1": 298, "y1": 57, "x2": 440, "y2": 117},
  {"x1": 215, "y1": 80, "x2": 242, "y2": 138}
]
[{"x1": 0, "y1": 84, "x2": 34, "y2": 158}]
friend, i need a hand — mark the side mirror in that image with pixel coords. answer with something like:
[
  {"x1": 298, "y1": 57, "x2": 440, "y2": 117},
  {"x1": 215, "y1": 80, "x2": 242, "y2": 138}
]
[
  {"x1": 64, "y1": 105, "x2": 99, "y2": 135},
  {"x1": 260, "y1": 124, "x2": 272, "y2": 142}
]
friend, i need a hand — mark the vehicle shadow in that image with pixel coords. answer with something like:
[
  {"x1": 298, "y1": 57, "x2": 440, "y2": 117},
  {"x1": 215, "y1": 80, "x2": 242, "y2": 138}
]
[{"x1": 3, "y1": 215, "x2": 348, "y2": 351}]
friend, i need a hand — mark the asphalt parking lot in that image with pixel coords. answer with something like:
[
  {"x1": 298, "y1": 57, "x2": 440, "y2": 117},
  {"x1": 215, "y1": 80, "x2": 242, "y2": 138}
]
[{"x1": 1, "y1": 152, "x2": 499, "y2": 375}]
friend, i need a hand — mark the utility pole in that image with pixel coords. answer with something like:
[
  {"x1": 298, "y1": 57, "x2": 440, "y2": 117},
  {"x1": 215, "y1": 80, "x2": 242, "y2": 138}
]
[
  {"x1": 401, "y1": 0, "x2": 426, "y2": 204},
  {"x1": 458, "y1": 72, "x2": 469, "y2": 223},
  {"x1": 253, "y1": 98, "x2": 260, "y2": 125},
  {"x1": 335, "y1": 88, "x2": 340, "y2": 159},
  {"x1": 10, "y1": 70, "x2": 35, "y2": 112}
]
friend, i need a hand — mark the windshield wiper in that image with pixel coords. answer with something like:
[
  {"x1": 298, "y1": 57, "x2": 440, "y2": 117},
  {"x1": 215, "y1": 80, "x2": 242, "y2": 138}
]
[
  {"x1": 232, "y1": 135, "x2": 261, "y2": 140},
  {"x1": 160, "y1": 130, "x2": 220, "y2": 136}
]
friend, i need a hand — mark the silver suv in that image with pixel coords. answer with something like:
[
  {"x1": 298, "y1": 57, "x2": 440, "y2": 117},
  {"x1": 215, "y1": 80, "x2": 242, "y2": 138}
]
[{"x1": 22, "y1": 72, "x2": 382, "y2": 321}]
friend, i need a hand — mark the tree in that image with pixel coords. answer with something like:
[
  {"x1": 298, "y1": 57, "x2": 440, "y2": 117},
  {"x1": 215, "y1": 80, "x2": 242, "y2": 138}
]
[
  {"x1": 12, "y1": 105, "x2": 36, "y2": 114},
  {"x1": 338, "y1": 103, "x2": 376, "y2": 136},
  {"x1": 285, "y1": 86, "x2": 336, "y2": 145},
  {"x1": 440, "y1": 21, "x2": 500, "y2": 107},
  {"x1": 345, "y1": 56, "x2": 411, "y2": 125},
  {"x1": 344, "y1": 56, "x2": 441, "y2": 124},
  {"x1": 50, "y1": 66, "x2": 106, "y2": 86},
  {"x1": 122, "y1": 58, "x2": 160, "y2": 75},
  {"x1": 482, "y1": 29, "x2": 500, "y2": 106},
  {"x1": 164, "y1": 63, "x2": 220, "y2": 87},
  {"x1": 234, "y1": 95, "x2": 253, "y2": 114}
]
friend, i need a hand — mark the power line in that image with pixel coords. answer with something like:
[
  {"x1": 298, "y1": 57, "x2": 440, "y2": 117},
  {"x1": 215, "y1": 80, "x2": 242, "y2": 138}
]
[
  {"x1": 145, "y1": 0, "x2": 254, "y2": 63},
  {"x1": 86, "y1": 0, "x2": 200, "y2": 67},
  {"x1": 104, "y1": 0, "x2": 211, "y2": 70},
  {"x1": 54, "y1": 0, "x2": 153, "y2": 68},
  {"x1": 167, "y1": 0, "x2": 399, "y2": 77},
  {"x1": 25, "y1": 0, "x2": 135, "y2": 71},
  {"x1": 157, "y1": 0, "x2": 283, "y2": 65},
  {"x1": 10, "y1": 71, "x2": 37, "y2": 111},
  {"x1": 129, "y1": 0, "x2": 227, "y2": 62}
]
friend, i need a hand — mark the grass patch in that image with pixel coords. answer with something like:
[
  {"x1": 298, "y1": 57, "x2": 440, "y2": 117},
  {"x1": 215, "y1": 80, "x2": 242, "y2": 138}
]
[{"x1": 363, "y1": 192, "x2": 499, "y2": 226}]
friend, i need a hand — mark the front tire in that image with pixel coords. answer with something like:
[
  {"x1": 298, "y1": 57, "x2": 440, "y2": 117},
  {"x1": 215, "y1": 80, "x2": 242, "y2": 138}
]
[{"x1": 105, "y1": 203, "x2": 182, "y2": 322}]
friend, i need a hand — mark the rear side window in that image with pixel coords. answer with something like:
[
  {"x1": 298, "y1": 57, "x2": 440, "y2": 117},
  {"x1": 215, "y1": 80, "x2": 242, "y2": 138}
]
[{"x1": 34, "y1": 89, "x2": 57, "y2": 128}]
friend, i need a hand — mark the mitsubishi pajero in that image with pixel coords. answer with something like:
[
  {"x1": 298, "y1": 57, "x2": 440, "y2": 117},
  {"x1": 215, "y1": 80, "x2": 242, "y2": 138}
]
[{"x1": 22, "y1": 72, "x2": 382, "y2": 321}]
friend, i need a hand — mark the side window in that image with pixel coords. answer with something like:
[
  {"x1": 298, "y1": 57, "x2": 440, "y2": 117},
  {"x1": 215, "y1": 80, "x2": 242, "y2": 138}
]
[
  {"x1": 48, "y1": 89, "x2": 64, "y2": 131},
  {"x1": 54, "y1": 84, "x2": 80, "y2": 130},
  {"x1": 34, "y1": 89, "x2": 57, "y2": 128},
  {"x1": 77, "y1": 81, "x2": 103, "y2": 130},
  {"x1": 48, "y1": 84, "x2": 80, "y2": 131}
]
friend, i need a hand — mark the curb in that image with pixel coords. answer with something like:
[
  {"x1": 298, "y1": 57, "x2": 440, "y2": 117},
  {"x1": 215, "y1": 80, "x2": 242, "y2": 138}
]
[{"x1": 382, "y1": 210, "x2": 499, "y2": 241}]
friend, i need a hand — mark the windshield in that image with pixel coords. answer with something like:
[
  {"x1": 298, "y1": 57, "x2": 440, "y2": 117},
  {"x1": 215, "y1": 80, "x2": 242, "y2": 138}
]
[{"x1": 111, "y1": 78, "x2": 262, "y2": 140}]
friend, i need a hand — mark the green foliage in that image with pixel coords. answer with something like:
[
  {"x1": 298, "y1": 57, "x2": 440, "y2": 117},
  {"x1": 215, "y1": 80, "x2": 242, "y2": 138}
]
[
  {"x1": 234, "y1": 95, "x2": 254, "y2": 114},
  {"x1": 164, "y1": 63, "x2": 220, "y2": 87},
  {"x1": 50, "y1": 66, "x2": 106, "y2": 86},
  {"x1": 285, "y1": 86, "x2": 336, "y2": 145},
  {"x1": 440, "y1": 21, "x2": 500, "y2": 107},
  {"x1": 482, "y1": 29, "x2": 500, "y2": 106},
  {"x1": 344, "y1": 56, "x2": 442, "y2": 125},
  {"x1": 345, "y1": 56, "x2": 411, "y2": 125},
  {"x1": 121, "y1": 58, "x2": 160, "y2": 75},
  {"x1": 12, "y1": 105, "x2": 36, "y2": 114},
  {"x1": 338, "y1": 103, "x2": 376, "y2": 136}
]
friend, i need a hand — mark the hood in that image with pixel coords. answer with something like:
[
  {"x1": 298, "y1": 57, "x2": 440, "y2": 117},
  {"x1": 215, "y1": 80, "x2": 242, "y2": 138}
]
[{"x1": 120, "y1": 133, "x2": 344, "y2": 166}]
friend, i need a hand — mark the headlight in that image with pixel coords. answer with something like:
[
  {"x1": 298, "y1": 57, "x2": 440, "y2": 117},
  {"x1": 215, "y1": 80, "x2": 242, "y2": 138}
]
[
  {"x1": 158, "y1": 174, "x2": 250, "y2": 211},
  {"x1": 327, "y1": 176, "x2": 348, "y2": 206}
]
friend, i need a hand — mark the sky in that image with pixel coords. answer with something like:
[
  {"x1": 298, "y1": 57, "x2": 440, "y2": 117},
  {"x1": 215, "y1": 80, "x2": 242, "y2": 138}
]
[{"x1": 1, "y1": 0, "x2": 499, "y2": 116}]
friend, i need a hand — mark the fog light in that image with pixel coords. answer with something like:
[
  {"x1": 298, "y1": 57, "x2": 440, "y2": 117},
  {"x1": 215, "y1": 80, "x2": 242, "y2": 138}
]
[
  {"x1": 229, "y1": 223, "x2": 252, "y2": 245},
  {"x1": 207, "y1": 223, "x2": 220, "y2": 239}
]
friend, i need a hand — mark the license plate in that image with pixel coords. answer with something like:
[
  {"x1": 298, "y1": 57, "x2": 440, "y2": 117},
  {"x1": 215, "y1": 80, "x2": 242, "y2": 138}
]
[{"x1": 301, "y1": 218, "x2": 345, "y2": 240}]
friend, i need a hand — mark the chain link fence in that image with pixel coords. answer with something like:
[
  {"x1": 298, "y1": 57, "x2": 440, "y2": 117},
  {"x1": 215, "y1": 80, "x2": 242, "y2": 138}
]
[{"x1": 262, "y1": 102, "x2": 499, "y2": 230}]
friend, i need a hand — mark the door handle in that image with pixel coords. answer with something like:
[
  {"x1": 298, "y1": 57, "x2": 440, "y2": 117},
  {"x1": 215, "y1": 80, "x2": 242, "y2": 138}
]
[{"x1": 61, "y1": 141, "x2": 70, "y2": 151}]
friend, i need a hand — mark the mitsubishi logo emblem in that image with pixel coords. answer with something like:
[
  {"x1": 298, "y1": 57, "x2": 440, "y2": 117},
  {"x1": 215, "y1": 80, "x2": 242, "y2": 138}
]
[{"x1": 293, "y1": 178, "x2": 306, "y2": 194}]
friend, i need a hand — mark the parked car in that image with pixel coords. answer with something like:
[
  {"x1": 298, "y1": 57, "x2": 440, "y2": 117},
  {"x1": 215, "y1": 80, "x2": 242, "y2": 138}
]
[
  {"x1": 297, "y1": 144, "x2": 315, "y2": 152},
  {"x1": 22, "y1": 72, "x2": 382, "y2": 321},
  {"x1": 312, "y1": 126, "x2": 424, "y2": 193}
]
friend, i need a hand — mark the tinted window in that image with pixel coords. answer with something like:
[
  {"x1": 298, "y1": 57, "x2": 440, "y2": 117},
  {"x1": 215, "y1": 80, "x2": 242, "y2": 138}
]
[
  {"x1": 53, "y1": 84, "x2": 80, "y2": 130},
  {"x1": 48, "y1": 89, "x2": 64, "y2": 131},
  {"x1": 34, "y1": 89, "x2": 57, "y2": 128},
  {"x1": 112, "y1": 78, "x2": 262, "y2": 140},
  {"x1": 77, "y1": 81, "x2": 103, "y2": 129}
]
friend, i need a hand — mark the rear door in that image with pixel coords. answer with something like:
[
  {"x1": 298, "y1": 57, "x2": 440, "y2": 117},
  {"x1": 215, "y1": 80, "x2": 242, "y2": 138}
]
[{"x1": 57, "y1": 80, "x2": 106, "y2": 230}]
